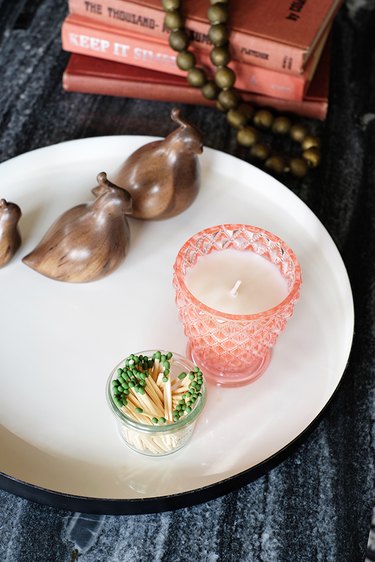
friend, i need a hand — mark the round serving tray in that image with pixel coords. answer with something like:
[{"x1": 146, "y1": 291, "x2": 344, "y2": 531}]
[{"x1": 0, "y1": 136, "x2": 354, "y2": 514}]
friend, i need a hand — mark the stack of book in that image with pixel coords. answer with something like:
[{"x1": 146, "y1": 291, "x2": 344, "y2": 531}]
[{"x1": 61, "y1": 0, "x2": 343, "y2": 121}]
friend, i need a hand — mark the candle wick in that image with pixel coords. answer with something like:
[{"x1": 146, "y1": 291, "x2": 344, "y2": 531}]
[{"x1": 230, "y1": 280, "x2": 242, "y2": 297}]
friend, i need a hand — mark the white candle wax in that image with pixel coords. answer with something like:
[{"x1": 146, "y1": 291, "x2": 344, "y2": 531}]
[{"x1": 184, "y1": 249, "x2": 289, "y2": 315}]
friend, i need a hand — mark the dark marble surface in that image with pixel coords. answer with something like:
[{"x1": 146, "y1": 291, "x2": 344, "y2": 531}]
[{"x1": 1, "y1": 1, "x2": 375, "y2": 561}]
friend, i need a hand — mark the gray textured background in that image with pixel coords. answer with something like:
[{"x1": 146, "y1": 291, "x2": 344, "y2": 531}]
[{"x1": 0, "y1": 1, "x2": 375, "y2": 561}]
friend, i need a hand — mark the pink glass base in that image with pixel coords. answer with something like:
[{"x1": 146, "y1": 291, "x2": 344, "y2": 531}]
[{"x1": 186, "y1": 341, "x2": 272, "y2": 387}]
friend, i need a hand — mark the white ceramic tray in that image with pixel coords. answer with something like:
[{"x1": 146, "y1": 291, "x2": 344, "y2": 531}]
[{"x1": 0, "y1": 137, "x2": 354, "y2": 514}]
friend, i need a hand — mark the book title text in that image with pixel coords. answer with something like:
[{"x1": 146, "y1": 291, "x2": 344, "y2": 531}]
[
  {"x1": 68, "y1": 32, "x2": 176, "y2": 66},
  {"x1": 83, "y1": 2, "x2": 158, "y2": 29},
  {"x1": 286, "y1": 0, "x2": 307, "y2": 21}
]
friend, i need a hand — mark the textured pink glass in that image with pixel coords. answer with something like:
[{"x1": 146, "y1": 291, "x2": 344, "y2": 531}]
[{"x1": 173, "y1": 224, "x2": 302, "y2": 387}]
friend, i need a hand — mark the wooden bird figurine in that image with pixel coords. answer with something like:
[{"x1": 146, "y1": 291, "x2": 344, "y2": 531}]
[
  {"x1": 0, "y1": 198, "x2": 22, "y2": 267},
  {"x1": 93, "y1": 107, "x2": 204, "y2": 220},
  {"x1": 22, "y1": 173, "x2": 132, "y2": 283}
]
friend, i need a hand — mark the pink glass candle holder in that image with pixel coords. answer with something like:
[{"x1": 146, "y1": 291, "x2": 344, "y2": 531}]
[{"x1": 173, "y1": 224, "x2": 302, "y2": 387}]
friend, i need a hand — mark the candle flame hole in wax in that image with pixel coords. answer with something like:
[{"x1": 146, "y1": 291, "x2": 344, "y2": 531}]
[{"x1": 184, "y1": 249, "x2": 289, "y2": 315}]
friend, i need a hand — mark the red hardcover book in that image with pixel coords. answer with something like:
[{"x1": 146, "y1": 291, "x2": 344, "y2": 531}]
[
  {"x1": 62, "y1": 39, "x2": 330, "y2": 121},
  {"x1": 61, "y1": 14, "x2": 329, "y2": 101},
  {"x1": 68, "y1": 0, "x2": 342, "y2": 75}
]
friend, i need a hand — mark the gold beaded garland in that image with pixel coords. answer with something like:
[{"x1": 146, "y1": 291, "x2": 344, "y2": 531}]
[
  {"x1": 169, "y1": 29, "x2": 189, "y2": 51},
  {"x1": 236, "y1": 126, "x2": 258, "y2": 146},
  {"x1": 207, "y1": 4, "x2": 228, "y2": 23},
  {"x1": 215, "y1": 66, "x2": 236, "y2": 89},
  {"x1": 251, "y1": 143, "x2": 270, "y2": 160},
  {"x1": 253, "y1": 109, "x2": 274, "y2": 129},
  {"x1": 176, "y1": 50, "x2": 195, "y2": 70},
  {"x1": 227, "y1": 108, "x2": 247, "y2": 128},
  {"x1": 289, "y1": 157, "x2": 309, "y2": 178},
  {"x1": 218, "y1": 88, "x2": 239, "y2": 109},
  {"x1": 302, "y1": 135, "x2": 320, "y2": 150},
  {"x1": 187, "y1": 67, "x2": 207, "y2": 87},
  {"x1": 290, "y1": 124, "x2": 308, "y2": 142},
  {"x1": 272, "y1": 116, "x2": 292, "y2": 135},
  {"x1": 265, "y1": 155, "x2": 285, "y2": 173},
  {"x1": 163, "y1": 0, "x2": 321, "y2": 178},
  {"x1": 202, "y1": 81, "x2": 220, "y2": 100},
  {"x1": 164, "y1": 11, "x2": 184, "y2": 29},
  {"x1": 210, "y1": 46, "x2": 231, "y2": 66},
  {"x1": 302, "y1": 147, "x2": 321, "y2": 167},
  {"x1": 208, "y1": 24, "x2": 229, "y2": 46}
]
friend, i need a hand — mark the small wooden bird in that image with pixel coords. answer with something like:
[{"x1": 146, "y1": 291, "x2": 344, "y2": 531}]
[
  {"x1": 22, "y1": 173, "x2": 132, "y2": 283},
  {"x1": 0, "y1": 198, "x2": 22, "y2": 267},
  {"x1": 93, "y1": 108, "x2": 203, "y2": 220}
]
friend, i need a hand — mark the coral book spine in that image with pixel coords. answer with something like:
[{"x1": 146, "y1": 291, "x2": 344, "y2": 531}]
[
  {"x1": 68, "y1": 0, "x2": 324, "y2": 75},
  {"x1": 69, "y1": 0, "x2": 342, "y2": 75},
  {"x1": 61, "y1": 15, "x2": 182, "y2": 76},
  {"x1": 62, "y1": 51, "x2": 329, "y2": 121},
  {"x1": 61, "y1": 15, "x2": 314, "y2": 101}
]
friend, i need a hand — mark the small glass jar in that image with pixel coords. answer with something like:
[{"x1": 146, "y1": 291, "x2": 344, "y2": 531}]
[{"x1": 106, "y1": 350, "x2": 206, "y2": 456}]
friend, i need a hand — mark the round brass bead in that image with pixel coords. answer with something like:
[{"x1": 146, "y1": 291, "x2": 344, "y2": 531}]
[
  {"x1": 215, "y1": 66, "x2": 236, "y2": 89},
  {"x1": 217, "y1": 88, "x2": 239, "y2": 109},
  {"x1": 207, "y1": 3, "x2": 228, "y2": 24},
  {"x1": 237, "y1": 103, "x2": 255, "y2": 120},
  {"x1": 265, "y1": 155, "x2": 286, "y2": 174},
  {"x1": 208, "y1": 24, "x2": 229, "y2": 47},
  {"x1": 302, "y1": 134, "x2": 320, "y2": 151},
  {"x1": 169, "y1": 29, "x2": 190, "y2": 51},
  {"x1": 176, "y1": 51, "x2": 195, "y2": 70},
  {"x1": 302, "y1": 147, "x2": 321, "y2": 168},
  {"x1": 176, "y1": 50, "x2": 196, "y2": 70},
  {"x1": 162, "y1": 0, "x2": 180, "y2": 11},
  {"x1": 216, "y1": 100, "x2": 227, "y2": 112},
  {"x1": 210, "y1": 46, "x2": 231, "y2": 67},
  {"x1": 236, "y1": 126, "x2": 259, "y2": 147},
  {"x1": 227, "y1": 108, "x2": 248, "y2": 128},
  {"x1": 290, "y1": 123, "x2": 308, "y2": 142},
  {"x1": 253, "y1": 109, "x2": 274, "y2": 129},
  {"x1": 164, "y1": 11, "x2": 184, "y2": 30},
  {"x1": 202, "y1": 80, "x2": 220, "y2": 100},
  {"x1": 289, "y1": 157, "x2": 308, "y2": 178},
  {"x1": 272, "y1": 116, "x2": 292, "y2": 135},
  {"x1": 250, "y1": 143, "x2": 270, "y2": 160},
  {"x1": 187, "y1": 67, "x2": 207, "y2": 88}
]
